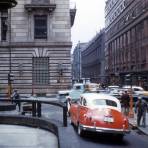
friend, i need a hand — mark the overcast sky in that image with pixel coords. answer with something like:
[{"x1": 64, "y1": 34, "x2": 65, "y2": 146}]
[{"x1": 71, "y1": 0, "x2": 106, "y2": 51}]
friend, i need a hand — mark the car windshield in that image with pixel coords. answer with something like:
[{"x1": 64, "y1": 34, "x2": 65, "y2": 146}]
[
  {"x1": 69, "y1": 90, "x2": 83, "y2": 101},
  {"x1": 90, "y1": 99, "x2": 117, "y2": 107},
  {"x1": 74, "y1": 86, "x2": 82, "y2": 90}
]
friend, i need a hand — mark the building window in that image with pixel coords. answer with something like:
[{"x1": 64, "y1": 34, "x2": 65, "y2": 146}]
[
  {"x1": 1, "y1": 17, "x2": 7, "y2": 41},
  {"x1": 32, "y1": 57, "x2": 49, "y2": 85},
  {"x1": 34, "y1": 15, "x2": 47, "y2": 39}
]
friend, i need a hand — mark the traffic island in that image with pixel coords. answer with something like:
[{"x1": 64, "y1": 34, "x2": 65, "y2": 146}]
[{"x1": 0, "y1": 115, "x2": 60, "y2": 148}]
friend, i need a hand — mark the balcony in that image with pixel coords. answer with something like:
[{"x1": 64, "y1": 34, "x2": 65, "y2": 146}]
[
  {"x1": 70, "y1": 2, "x2": 76, "y2": 27},
  {"x1": 0, "y1": 0, "x2": 17, "y2": 10},
  {"x1": 25, "y1": 0, "x2": 56, "y2": 13}
]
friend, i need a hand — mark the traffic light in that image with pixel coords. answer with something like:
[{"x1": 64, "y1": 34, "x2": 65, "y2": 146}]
[
  {"x1": 125, "y1": 74, "x2": 132, "y2": 83},
  {"x1": 8, "y1": 73, "x2": 14, "y2": 83}
]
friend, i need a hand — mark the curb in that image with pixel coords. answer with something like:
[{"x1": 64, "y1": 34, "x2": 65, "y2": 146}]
[
  {"x1": 0, "y1": 115, "x2": 60, "y2": 147},
  {"x1": 136, "y1": 126, "x2": 148, "y2": 136},
  {"x1": 129, "y1": 121, "x2": 148, "y2": 136},
  {"x1": 129, "y1": 122, "x2": 137, "y2": 130}
]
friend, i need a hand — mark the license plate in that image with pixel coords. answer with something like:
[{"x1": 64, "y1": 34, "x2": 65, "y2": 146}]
[{"x1": 104, "y1": 117, "x2": 114, "y2": 123}]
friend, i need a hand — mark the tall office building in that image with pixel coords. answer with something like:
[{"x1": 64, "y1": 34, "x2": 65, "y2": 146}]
[
  {"x1": 72, "y1": 42, "x2": 87, "y2": 82},
  {"x1": 105, "y1": 0, "x2": 148, "y2": 89},
  {"x1": 81, "y1": 30, "x2": 105, "y2": 84}
]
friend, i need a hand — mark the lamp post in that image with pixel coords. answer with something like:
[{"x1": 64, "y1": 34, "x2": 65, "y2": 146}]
[{"x1": 126, "y1": 74, "x2": 134, "y2": 118}]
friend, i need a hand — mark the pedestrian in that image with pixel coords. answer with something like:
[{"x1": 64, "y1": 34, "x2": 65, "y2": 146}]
[
  {"x1": 121, "y1": 91, "x2": 130, "y2": 116},
  {"x1": 135, "y1": 97, "x2": 148, "y2": 127},
  {"x1": 11, "y1": 90, "x2": 21, "y2": 112}
]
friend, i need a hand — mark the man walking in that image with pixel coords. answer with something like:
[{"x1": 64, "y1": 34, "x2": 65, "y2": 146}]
[
  {"x1": 121, "y1": 91, "x2": 130, "y2": 116},
  {"x1": 11, "y1": 90, "x2": 21, "y2": 112},
  {"x1": 135, "y1": 97, "x2": 148, "y2": 127}
]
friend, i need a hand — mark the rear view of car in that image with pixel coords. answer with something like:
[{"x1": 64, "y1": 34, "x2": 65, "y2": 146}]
[{"x1": 69, "y1": 93, "x2": 130, "y2": 139}]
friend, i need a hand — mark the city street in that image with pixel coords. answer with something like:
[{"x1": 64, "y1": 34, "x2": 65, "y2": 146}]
[
  {"x1": 0, "y1": 102, "x2": 148, "y2": 148},
  {"x1": 0, "y1": 0, "x2": 148, "y2": 147},
  {"x1": 42, "y1": 104, "x2": 148, "y2": 148}
]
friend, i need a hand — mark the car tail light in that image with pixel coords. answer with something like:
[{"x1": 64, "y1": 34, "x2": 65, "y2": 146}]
[{"x1": 123, "y1": 118, "x2": 128, "y2": 129}]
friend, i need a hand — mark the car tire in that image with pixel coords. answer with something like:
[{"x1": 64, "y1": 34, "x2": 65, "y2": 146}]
[
  {"x1": 116, "y1": 134, "x2": 124, "y2": 141},
  {"x1": 77, "y1": 124, "x2": 84, "y2": 137}
]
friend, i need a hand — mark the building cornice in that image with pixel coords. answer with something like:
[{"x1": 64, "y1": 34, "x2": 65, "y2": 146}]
[
  {"x1": 0, "y1": 41, "x2": 72, "y2": 48},
  {"x1": 24, "y1": 4, "x2": 56, "y2": 13}
]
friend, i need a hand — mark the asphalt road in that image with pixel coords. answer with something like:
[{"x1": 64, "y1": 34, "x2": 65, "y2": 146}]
[
  {"x1": 62, "y1": 128, "x2": 148, "y2": 148},
  {"x1": 41, "y1": 104, "x2": 148, "y2": 148}
]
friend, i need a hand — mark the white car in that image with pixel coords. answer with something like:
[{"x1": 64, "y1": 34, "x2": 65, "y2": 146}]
[
  {"x1": 122, "y1": 86, "x2": 144, "y2": 95},
  {"x1": 57, "y1": 90, "x2": 71, "y2": 102}
]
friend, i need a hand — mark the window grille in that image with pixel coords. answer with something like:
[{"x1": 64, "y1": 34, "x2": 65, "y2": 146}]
[{"x1": 32, "y1": 57, "x2": 49, "y2": 85}]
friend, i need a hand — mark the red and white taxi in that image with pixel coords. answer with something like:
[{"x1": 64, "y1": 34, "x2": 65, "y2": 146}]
[{"x1": 69, "y1": 93, "x2": 130, "y2": 139}]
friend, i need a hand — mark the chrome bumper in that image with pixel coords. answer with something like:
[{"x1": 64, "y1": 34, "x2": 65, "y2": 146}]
[{"x1": 80, "y1": 124, "x2": 130, "y2": 134}]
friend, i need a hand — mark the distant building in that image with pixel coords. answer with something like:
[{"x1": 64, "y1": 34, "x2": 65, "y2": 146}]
[
  {"x1": 105, "y1": 0, "x2": 148, "y2": 89},
  {"x1": 0, "y1": 0, "x2": 76, "y2": 96},
  {"x1": 72, "y1": 42, "x2": 87, "y2": 82},
  {"x1": 81, "y1": 30, "x2": 106, "y2": 84}
]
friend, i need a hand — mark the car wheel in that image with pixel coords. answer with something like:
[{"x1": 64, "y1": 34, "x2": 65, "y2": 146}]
[
  {"x1": 116, "y1": 134, "x2": 124, "y2": 141},
  {"x1": 77, "y1": 124, "x2": 84, "y2": 137}
]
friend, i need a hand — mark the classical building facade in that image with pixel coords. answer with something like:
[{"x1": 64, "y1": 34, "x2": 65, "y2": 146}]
[
  {"x1": 0, "y1": 0, "x2": 76, "y2": 96},
  {"x1": 81, "y1": 30, "x2": 106, "y2": 84},
  {"x1": 105, "y1": 0, "x2": 148, "y2": 89},
  {"x1": 72, "y1": 42, "x2": 87, "y2": 82}
]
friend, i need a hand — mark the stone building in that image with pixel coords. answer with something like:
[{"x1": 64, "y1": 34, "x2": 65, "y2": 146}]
[
  {"x1": 81, "y1": 30, "x2": 106, "y2": 84},
  {"x1": 105, "y1": 0, "x2": 148, "y2": 89},
  {"x1": 72, "y1": 42, "x2": 87, "y2": 82},
  {"x1": 0, "y1": 0, "x2": 76, "y2": 96}
]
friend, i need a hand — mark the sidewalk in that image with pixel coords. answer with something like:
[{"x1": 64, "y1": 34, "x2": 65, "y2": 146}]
[
  {"x1": 0, "y1": 124, "x2": 58, "y2": 148},
  {"x1": 128, "y1": 112, "x2": 148, "y2": 136}
]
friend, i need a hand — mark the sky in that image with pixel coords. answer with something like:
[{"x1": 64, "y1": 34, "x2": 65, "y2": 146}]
[{"x1": 71, "y1": 0, "x2": 106, "y2": 51}]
